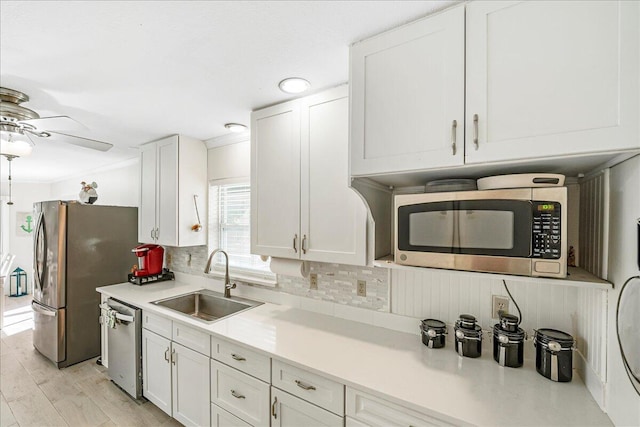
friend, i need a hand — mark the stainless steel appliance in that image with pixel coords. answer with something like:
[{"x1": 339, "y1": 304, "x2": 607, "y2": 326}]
[
  {"x1": 394, "y1": 187, "x2": 567, "y2": 278},
  {"x1": 104, "y1": 298, "x2": 142, "y2": 399},
  {"x1": 32, "y1": 201, "x2": 138, "y2": 368}
]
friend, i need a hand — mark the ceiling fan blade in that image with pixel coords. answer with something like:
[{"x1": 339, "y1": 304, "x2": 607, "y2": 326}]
[
  {"x1": 45, "y1": 131, "x2": 113, "y2": 152},
  {"x1": 21, "y1": 116, "x2": 87, "y2": 132}
]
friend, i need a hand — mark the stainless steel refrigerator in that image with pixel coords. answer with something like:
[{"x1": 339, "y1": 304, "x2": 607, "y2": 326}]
[{"x1": 32, "y1": 201, "x2": 138, "y2": 368}]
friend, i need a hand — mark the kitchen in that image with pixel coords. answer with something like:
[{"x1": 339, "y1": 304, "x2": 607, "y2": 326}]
[{"x1": 1, "y1": 1, "x2": 639, "y2": 426}]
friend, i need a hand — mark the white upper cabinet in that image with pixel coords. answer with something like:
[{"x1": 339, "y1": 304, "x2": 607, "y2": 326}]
[
  {"x1": 138, "y1": 134, "x2": 207, "y2": 247},
  {"x1": 251, "y1": 85, "x2": 368, "y2": 265},
  {"x1": 251, "y1": 103, "x2": 301, "y2": 259},
  {"x1": 349, "y1": 1, "x2": 639, "y2": 178},
  {"x1": 465, "y1": 0, "x2": 640, "y2": 164},
  {"x1": 350, "y1": 5, "x2": 465, "y2": 176}
]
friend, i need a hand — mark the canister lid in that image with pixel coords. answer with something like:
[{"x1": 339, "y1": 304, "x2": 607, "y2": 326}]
[
  {"x1": 535, "y1": 328, "x2": 574, "y2": 346},
  {"x1": 455, "y1": 323, "x2": 482, "y2": 338},
  {"x1": 421, "y1": 319, "x2": 446, "y2": 330},
  {"x1": 458, "y1": 314, "x2": 477, "y2": 328},
  {"x1": 492, "y1": 323, "x2": 525, "y2": 341},
  {"x1": 500, "y1": 313, "x2": 519, "y2": 325}
]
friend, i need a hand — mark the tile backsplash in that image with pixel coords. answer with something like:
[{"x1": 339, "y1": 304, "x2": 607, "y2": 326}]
[{"x1": 165, "y1": 246, "x2": 390, "y2": 311}]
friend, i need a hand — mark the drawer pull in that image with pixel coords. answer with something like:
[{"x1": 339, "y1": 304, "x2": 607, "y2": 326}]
[
  {"x1": 230, "y1": 390, "x2": 246, "y2": 399},
  {"x1": 295, "y1": 379, "x2": 316, "y2": 391},
  {"x1": 272, "y1": 396, "x2": 278, "y2": 419},
  {"x1": 231, "y1": 353, "x2": 246, "y2": 361}
]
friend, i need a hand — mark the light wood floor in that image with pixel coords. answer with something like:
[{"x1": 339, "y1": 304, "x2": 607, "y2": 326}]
[{"x1": 1, "y1": 295, "x2": 182, "y2": 427}]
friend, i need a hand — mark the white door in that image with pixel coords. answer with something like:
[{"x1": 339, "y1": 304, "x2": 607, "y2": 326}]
[
  {"x1": 142, "y1": 329, "x2": 172, "y2": 415},
  {"x1": 156, "y1": 136, "x2": 179, "y2": 246},
  {"x1": 350, "y1": 5, "x2": 465, "y2": 176},
  {"x1": 271, "y1": 388, "x2": 343, "y2": 427},
  {"x1": 171, "y1": 342, "x2": 210, "y2": 427},
  {"x1": 300, "y1": 86, "x2": 368, "y2": 265},
  {"x1": 465, "y1": 0, "x2": 640, "y2": 164},
  {"x1": 251, "y1": 101, "x2": 301, "y2": 258},
  {"x1": 139, "y1": 143, "x2": 157, "y2": 243}
]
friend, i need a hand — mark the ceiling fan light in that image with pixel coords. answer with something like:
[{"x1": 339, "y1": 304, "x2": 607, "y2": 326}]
[
  {"x1": 224, "y1": 123, "x2": 247, "y2": 133},
  {"x1": 0, "y1": 130, "x2": 33, "y2": 157},
  {"x1": 278, "y1": 77, "x2": 311, "y2": 94}
]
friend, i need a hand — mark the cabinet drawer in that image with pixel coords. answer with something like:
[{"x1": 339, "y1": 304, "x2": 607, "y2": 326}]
[
  {"x1": 211, "y1": 359, "x2": 270, "y2": 427},
  {"x1": 271, "y1": 359, "x2": 344, "y2": 416},
  {"x1": 143, "y1": 311, "x2": 172, "y2": 339},
  {"x1": 211, "y1": 336, "x2": 271, "y2": 382},
  {"x1": 173, "y1": 322, "x2": 210, "y2": 356},
  {"x1": 211, "y1": 403, "x2": 252, "y2": 427},
  {"x1": 346, "y1": 387, "x2": 462, "y2": 427}
]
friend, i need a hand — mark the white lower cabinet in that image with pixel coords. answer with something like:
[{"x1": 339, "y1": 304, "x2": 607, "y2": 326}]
[
  {"x1": 211, "y1": 359, "x2": 270, "y2": 427},
  {"x1": 346, "y1": 387, "x2": 462, "y2": 427},
  {"x1": 211, "y1": 403, "x2": 253, "y2": 427},
  {"x1": 172, "y1": 342, "x2": 210, "y2": 426},
  {"x1": 271, "y1": 387, "x2": 343, "y2": 427},
  {"x1": 142, "y1": 323, "x2": 210, "y2": 427}
]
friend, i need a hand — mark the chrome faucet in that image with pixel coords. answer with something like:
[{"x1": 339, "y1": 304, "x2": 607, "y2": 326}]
[{"x1": 204, "y1": 249, "x2": 236, "y2": 298}]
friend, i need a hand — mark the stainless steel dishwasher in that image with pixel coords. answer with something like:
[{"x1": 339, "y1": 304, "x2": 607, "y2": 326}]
[{"x1": 104, "y1": 298, "x2": 142, "y2": 399}]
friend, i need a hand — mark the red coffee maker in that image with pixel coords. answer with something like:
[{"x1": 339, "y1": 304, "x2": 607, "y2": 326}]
[{"x1": 132, "y1": 244, "x2": 164, "y2": 277}]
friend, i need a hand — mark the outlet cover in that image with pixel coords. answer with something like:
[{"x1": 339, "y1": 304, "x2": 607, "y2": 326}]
[
  {"x1": 492, "y1": 295, "x2": 510, "y2": 318},
  {"x1": 310, "y1": 273, "x2": 318, "y2": 290},
  {"x1": 357, "y1": 280, "x2": 366, "y2": 297}
]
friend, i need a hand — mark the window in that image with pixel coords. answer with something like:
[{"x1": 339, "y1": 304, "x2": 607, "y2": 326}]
[{"x1": 208, "y1": 179, "x2": 275, "y2": 283}]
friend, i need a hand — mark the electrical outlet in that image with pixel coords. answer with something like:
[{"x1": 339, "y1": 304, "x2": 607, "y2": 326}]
[
  {"x1": 310, "y1": 273, "x2": 318, "y2": 290},
  {"x1": 492, "y1": 295, "x2": 510, "y2": 318},
  {"x1": 357, "y1": 280, "x2": 367, "y2": 297}
]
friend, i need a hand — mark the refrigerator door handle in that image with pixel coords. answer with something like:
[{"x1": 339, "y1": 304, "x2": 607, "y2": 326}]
[
  {"x1": 33, "y1": 211, "x2": 46, "y2": 292},
  {"x1": 32, "y1": 301, "x2": 57, "y2": 317}
]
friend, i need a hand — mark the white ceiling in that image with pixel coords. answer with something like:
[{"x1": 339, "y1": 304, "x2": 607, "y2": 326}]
[{"x1": 0, "y1": 0, "x2": 456, "y2": 183}]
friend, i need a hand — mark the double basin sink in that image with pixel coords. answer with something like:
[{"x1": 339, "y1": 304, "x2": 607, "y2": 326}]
[{"x1": 151, "y1": 289, "x2": 262, "y2": 323}]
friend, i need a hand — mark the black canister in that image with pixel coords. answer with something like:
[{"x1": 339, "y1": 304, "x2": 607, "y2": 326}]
[
  {"x1": 454, "y1": 314, "x2": 482, "y2": 358},
  {"x1": 534, "y1": 328, "x2": 575, "y2": 382},
  {"x1": 492, "y1": 324, "x2": 525, "y2": 368},
  {"x1": 420, "y1": 319, "x2": 447, "y2": 349}
]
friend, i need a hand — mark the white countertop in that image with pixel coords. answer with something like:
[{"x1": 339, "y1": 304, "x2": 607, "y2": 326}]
[{"x1": 98, "y1": 280, "x2": 611, "y2": 426}]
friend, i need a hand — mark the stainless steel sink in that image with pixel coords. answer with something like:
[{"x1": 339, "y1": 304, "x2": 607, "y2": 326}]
[{"x1": 151, "y1": 290, "x2": 262, "y2": 323}]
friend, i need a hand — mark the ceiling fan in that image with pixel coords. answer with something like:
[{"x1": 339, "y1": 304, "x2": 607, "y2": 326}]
[{"x1": 0, "y1": 86, "x2": 113, "y2": 158}]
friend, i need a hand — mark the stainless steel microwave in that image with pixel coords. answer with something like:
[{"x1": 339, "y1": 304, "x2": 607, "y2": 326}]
[{"x1": 394, "y1": 187, "x2": 567, "y2": 278}]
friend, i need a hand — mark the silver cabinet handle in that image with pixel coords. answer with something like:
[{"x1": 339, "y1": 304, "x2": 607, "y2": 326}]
[
  {"x1": 293, "y1": 234, "x2": 298, "y2": 253},
  {"x1": 272, "y1": 396, "x2": 278, "y2": 419},
  {"x1": 473, "y1": 114, "x2": 479, "y2": 150},
  {"x1": 302, "y1": 235, "x2": 307, "y2": 254},
  {"x1": 295, "y1": 380, "x2": 316, "y2": 391},
  {"x1": 171, "y1": 349, "x2": 176, "y2": 365},
  {"x1": 151, "y1": 229, "x2": 154, "y2": 240},
  {"x1": 164, "y1": 348, "x2": 170, "y2": 363},
  {"x1": 231, "y1": 354, "x2": 246, "y2": 361},
  {"x1": 155, "y1": 228, "x2": 159, "y2": 240},
  {"x1": 451, "y1": 120, "x2": 457, "y2": 155},
  {"x1": 230, "y1": 390, "x2": 246, "y2": 399}
]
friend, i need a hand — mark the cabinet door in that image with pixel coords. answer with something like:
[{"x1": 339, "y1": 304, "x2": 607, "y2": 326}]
[
  {"x1": 251, "y1": 101, "x2": 301, "y2": 258},
  {"x1": 350, "y1": 5, "x2": 465, "y2": 176},
  {"x1": 139, "y1": 143, "x2": 158, "y2": 243},
  {"x1": 271, "y1": 388, "x2": 343, "y2": 427},
  {"x1": 142, "y1": 329, "x2": 172, "y2": 415},
  {"x1": 466, "y1": 1, "x2": 640, "y2": 164},
  {"x1": 300, "y1": 86, "x2": 368, "y2": 265},
  {"x1": 172, "y1": 342, "x2": 210, "y2": 427},
  {"x1": 156, "y1": 135, "x2": 179, "y2": 246}
]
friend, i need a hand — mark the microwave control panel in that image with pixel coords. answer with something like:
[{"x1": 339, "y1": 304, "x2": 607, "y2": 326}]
[{"x1": 532, "y1": 201, "x2": 562, "y2": 259}]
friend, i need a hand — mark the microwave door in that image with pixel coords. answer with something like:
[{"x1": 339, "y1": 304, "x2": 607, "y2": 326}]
[
  {"x1": 456, "y1": 200, "x2": 532, "y2": 257},
  {"x1": 398, "y1": 201, "x2": 457, "y2": 253}
]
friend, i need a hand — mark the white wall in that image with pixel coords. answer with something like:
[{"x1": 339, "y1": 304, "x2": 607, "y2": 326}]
[
  {"x1": 208, "y1": 141, "x2": 250, "y2": 181},
  {"x1": 606, "y1": 155, "x2": 640, "y2": 426},
  {"x1": 49, "y1": 158, "x2": 139, "y2": 206},
  {"x1": 0, "y1": 182, "x2": 52, "y2": 294}
]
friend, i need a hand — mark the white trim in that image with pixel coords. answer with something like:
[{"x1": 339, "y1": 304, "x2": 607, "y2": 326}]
[
  {"x1": 205, "y1": 132, "x2": 250, "y2": 149},
  {"x1": 576, "y1": 349, "x2": 607, "y2": 411}
]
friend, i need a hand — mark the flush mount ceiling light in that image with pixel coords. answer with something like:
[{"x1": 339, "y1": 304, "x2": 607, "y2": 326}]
[
  {"x1": 224, "y1": 123, "x2": 247, "y2": 133},
  {"x1": 278, "y1": 77, "x2": 311, "y2": 94}
]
